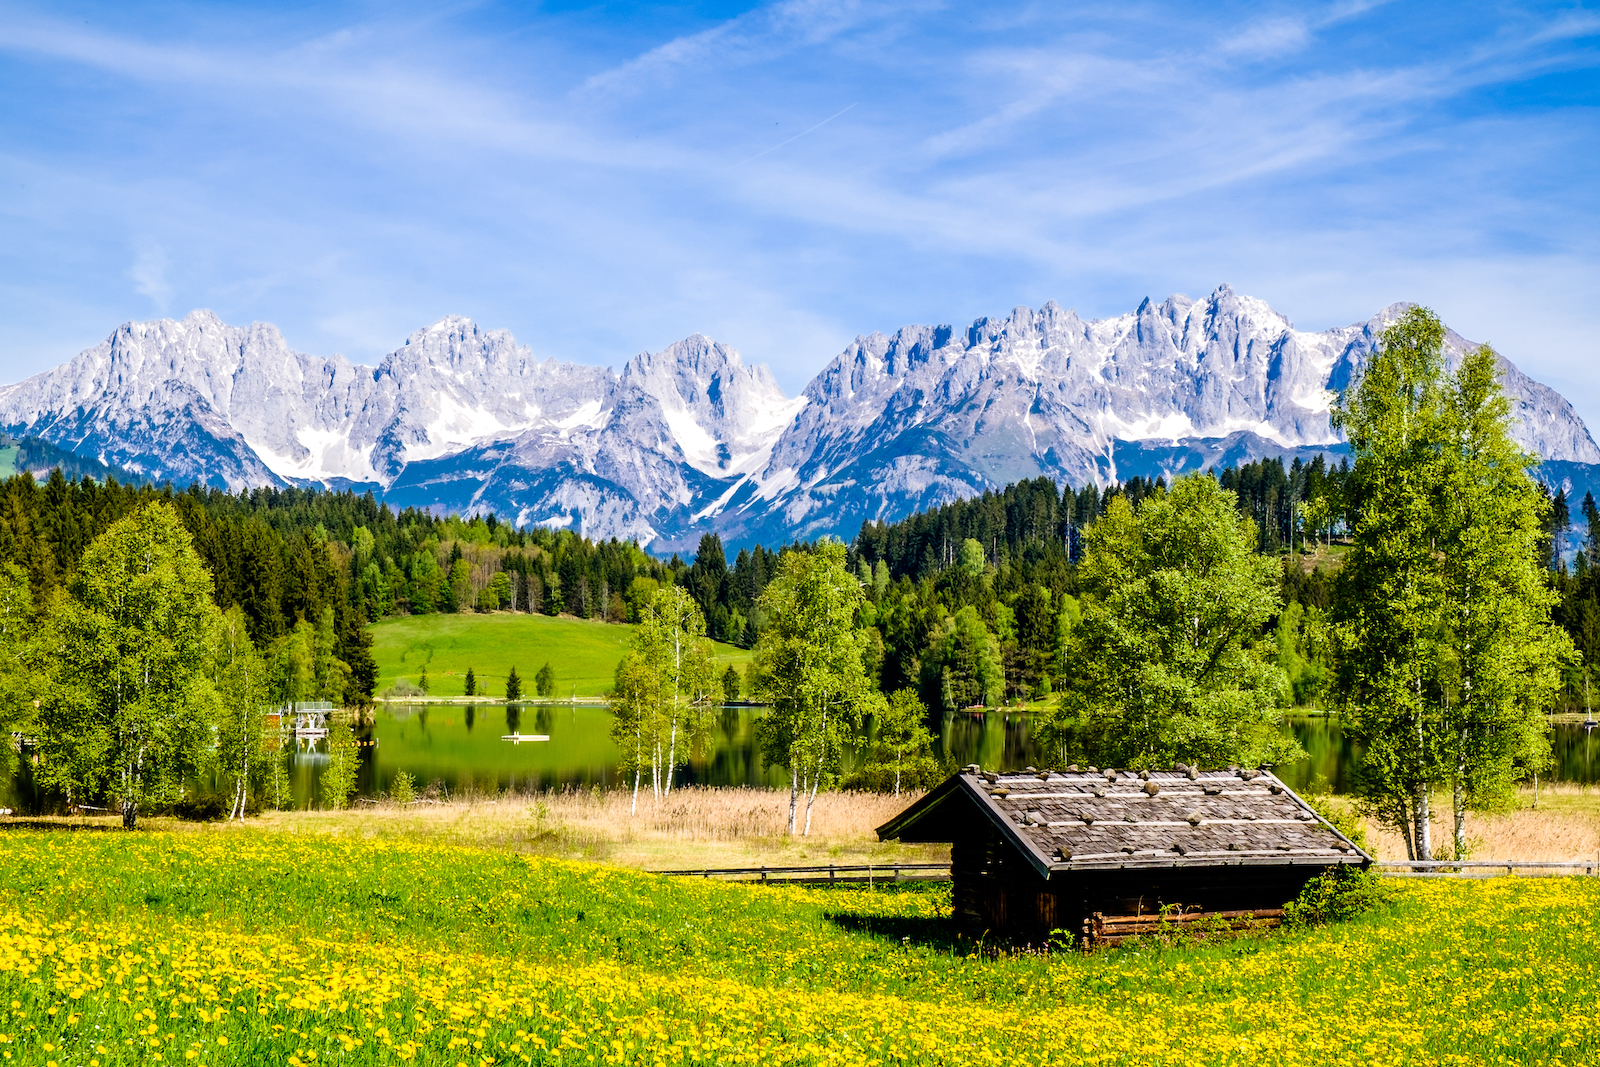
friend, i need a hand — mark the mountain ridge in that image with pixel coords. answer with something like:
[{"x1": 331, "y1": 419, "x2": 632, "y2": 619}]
[{"x1": 3, "y1": 286, "x2": 1595, "y2": 549}]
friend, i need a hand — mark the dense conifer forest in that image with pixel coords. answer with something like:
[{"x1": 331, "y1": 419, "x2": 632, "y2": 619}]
[{"x1": 0, "y1": 451, "x2": 1590, "y2": 712}]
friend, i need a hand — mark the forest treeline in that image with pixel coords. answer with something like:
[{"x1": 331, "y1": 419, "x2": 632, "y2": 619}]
[{"x1": 1, "y1": 432, "x2": 1593, "y2": 715}]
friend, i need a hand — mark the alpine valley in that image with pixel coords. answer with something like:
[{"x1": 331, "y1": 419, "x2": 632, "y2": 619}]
[{"x1": 4, "y1": 284, "x2": 1597, "y2": 552}]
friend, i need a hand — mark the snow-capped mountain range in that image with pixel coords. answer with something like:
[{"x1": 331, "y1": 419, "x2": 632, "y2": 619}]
[{"x1": 3, "y1": 284, "x2": 1596, "y2": 551}]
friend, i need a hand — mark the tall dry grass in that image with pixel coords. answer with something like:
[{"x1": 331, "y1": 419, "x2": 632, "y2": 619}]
[
  {"x1": 18, "y1": 781, "x2": 1599, "y2": 868},
  {"x1": 1355, "y1": 783, "x2": 1600, "y2": 862},
  {"x1": 247, "y1": 785, "x2": 944, "y2": 870}
]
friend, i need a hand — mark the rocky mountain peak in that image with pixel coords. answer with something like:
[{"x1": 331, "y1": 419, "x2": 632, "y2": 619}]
[{"x1": 2, "y1": 288, "x2": 1595, "y2": 550}]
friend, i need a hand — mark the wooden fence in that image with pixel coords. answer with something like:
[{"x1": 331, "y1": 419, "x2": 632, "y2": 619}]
[
  {"x1": 655, "y1": 860, "x2": 1600, "y2": 883},
  {"x1": 654, "y1": 863, "x2": 951, "y2": 885},
  {"x1": 1373, "y1": 860, "x2": 1600, "y2": 878}
]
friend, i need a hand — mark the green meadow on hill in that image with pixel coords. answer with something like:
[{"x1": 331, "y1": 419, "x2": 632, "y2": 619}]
[{"x1": 369, "y1": 611, "x2": 754, "y2": 699}]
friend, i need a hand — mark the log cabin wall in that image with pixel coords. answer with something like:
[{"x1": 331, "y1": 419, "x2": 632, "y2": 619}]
[
  {"x1": 880, "y1": 768, "x2": 1371, "y2": 946},
  {"x1": 952, "y1": 821, "x2": 1058, "y2": 943}
]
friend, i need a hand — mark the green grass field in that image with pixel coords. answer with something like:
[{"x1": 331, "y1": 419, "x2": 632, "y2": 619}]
[
  {"x1": 0, "y1": 828, "x2": 1595, "y2": 1065},
  {"x1": 369, "y1": 611, "x2": 754, "y2": 699}
]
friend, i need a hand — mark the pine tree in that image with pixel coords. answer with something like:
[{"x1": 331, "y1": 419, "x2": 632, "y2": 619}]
[
  {"x1": 505, "y1": 666, "x2": 522, "y2": 702},
  {"x1": 464, "y1": 666, "x2": 476, "y2": 697}
]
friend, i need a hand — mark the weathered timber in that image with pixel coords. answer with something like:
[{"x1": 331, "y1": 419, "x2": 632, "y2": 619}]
[{"x1": 879, "y1": 767, "x2": 1369, "y2": 944}]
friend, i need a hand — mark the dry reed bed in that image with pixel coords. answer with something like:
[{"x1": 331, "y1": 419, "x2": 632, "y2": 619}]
[
  {"x1": 249, "y1": 785, "x2": 944, "y2": 869},
  {"x1": 1355, "y1": 783, "x2": 1600, "y2": 862},
  {"x1": 9, "y1": 783, "x2": 1598, "y2": 866}
]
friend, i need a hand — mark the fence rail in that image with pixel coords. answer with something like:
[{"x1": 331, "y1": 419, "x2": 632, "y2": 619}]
[
  {"x1": 653, "y1": 859, "x2": 1600, "y2": 883},
  {"x1": 1373, "y1": 860, "x2": 1600, "y2": 878},
  {"x1": 654, "y1": 863, "x2": 951, "y2": 884}
]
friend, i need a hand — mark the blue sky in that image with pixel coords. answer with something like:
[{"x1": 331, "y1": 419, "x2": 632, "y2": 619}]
[{"x1": 1, "y1": 1, "x2": 1597, "y2": 424}]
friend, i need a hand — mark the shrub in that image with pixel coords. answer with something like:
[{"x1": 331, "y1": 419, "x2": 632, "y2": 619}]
[
  {"x1": 391, "y1": 770, "x2": 417, "y2": 806},
  {"x1": 840, "y1": 756, "x2": 951, "y2": 793},
  {"x1": 166, "y1": 794, "x2": 228, "y2": 822},
  {"x1": 1283, "y1": 864, "x2": 1391, "y2": 928}
]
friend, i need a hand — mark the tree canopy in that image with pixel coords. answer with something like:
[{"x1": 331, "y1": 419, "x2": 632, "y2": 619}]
[
  {"x1": 1049, "y1": 473, "x2": 1299, "y2": 770},
  {"x1": 33, "y1": 503, "x2": 224, "y2": 827}
]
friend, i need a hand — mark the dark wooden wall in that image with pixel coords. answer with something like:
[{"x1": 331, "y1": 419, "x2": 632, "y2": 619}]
[{"x1": 951, "y1": 819, "x2": 1328, "y2": 944}]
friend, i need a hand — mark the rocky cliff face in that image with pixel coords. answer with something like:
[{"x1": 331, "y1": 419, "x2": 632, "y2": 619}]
[{"x1": 3, "y1": 286, "x2": 1593, "y2": 548}]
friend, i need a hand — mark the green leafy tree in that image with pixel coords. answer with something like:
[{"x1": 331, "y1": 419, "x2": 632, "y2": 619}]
[
  {"x1": 1275, "y1": 601, "x2": 1328, "y2": 707},
  {"x1": 34, "y1": 503, "x2": 223, "y2": 828},
  {"x1": 721, "y1": 664, "x2": 742, "y2": 704},
  {"x1": 753, "y1": 541, "x2": 881, "y2": 835},
  {"x1": 867, "y1": 688, "x2": 935, "y2": 795},
  {"x1": 1050, "y1": 473, "x2": 1299, "y2": 770},
  {"x1": 318, "y1": 711, "x2": 360, "y2": 810},
  {"x1": 1332, "y1": 308, "x2": 1574, "y2": 860},
  {"x1": 214, "y1": 605, "x2": 273, "y2": 820},
  {"x1": 609, "y1": 586, "x2": 716, "y2": 812},
  {"x1": 0, "y1": 563, "x2": 37, "y2": 778},
  {"x1": 535, "y1": 662, "x2": 556, "y2": 698},
  {"x1": 920, "y1": 606, "x2": 1004, "y2": 710},
  {"x1": 1436, "y1": 343, "x2": 1572, "y2": 855},
  {"x1": 505, "y1": 666, "x2": 522, "y2": 702},
  {"x1": 1328, "y1": 308, "x2": 1453, "y2": 858}
]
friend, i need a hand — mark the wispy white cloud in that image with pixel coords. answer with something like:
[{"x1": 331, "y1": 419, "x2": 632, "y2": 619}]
[
  {"x1": 0, "y1": 0, "x2": 1595, "y2": 424},
  {"x1": 1219, "y1": 17, "x2": 1312, "y2": 58},
  {"x1": 576, "y1": 0, "x2": 892, "y2": 100},
  {"x1": 128, "y1": 245, "x2": 172, "y2": 312}
]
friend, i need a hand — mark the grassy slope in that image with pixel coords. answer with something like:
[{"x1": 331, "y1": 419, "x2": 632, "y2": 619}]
[
  {"x1": 0, "y1": 830, "x2": 1596, "y2": 1065},
  {"x1": 369, "y1": 611, "x2": 753, "y2": 698}
]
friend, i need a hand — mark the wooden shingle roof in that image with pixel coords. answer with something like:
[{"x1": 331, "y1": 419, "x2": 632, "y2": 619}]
[{"x1": 877, "y1": 765, "x2": 1372, "y2": 879}]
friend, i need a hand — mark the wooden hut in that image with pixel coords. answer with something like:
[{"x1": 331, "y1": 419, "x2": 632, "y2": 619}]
[{"x1": 877, "y1": 765, "x2": 1370, "y2": 945}]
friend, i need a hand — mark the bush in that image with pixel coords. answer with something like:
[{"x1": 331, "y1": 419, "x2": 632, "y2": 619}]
[
  {"x1": 383, "y1": 678, "x2": 425, "y2": 699},
  {"x1": 167, "y1": 794, "x2": 229, "y2": 822},
  {"x1": 391, "y1": 770, "x2": 417, "y2": 806},
  {"x1": 1283, "y1": 865, "x2": 1391, "y2": 928},
  {"x1": 839, "y1": 755, "x2": 951, "y2": 793}
]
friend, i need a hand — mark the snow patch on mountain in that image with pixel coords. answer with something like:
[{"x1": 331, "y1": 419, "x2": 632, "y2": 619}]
[{"x1": 1, "y1": 284, "x2": 1594, "y2": 550}]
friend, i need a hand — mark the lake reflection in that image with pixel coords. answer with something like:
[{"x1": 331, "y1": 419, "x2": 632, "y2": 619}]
[
  {"x1": 274, "y1": 704, "x2": 1596, "y2": 806},
  {"x1": 7, "y1": 703, "x2": 1596, "y2": 811}
]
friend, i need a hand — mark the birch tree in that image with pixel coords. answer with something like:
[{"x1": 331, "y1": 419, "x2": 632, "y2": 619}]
[
  {"x1": 868, "y1": 688, "x2": 934, "y2": 796},
  {"x1": 1329, "y1": 307, "x2": 1572, "y2": 861},
  {"x1": 1329, "y1": 307, "x2": 1453, "y2": 860},
  {"x1": 753, "y1": 541, "x2": 879, "y2": 835},
  {"x1": 1435, "y1": 341, "x2": 1572, "y2": 856},
  {"x1": 609, "y1": 586, "x2": 716, "y2": 812},
  {"x1": 214, "y1": 604, "x2": 273, "y2": 820},
  {"x1": 34, "y1": 503, "x2": 221, "y2": 828},
  {"x1": 0, "y1": 563, "x2": 37, "y2": 778}
]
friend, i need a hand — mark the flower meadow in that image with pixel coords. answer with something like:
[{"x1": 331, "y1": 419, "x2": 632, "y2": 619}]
[{"x1": 0, "y1": 831, "x2": 1595, "y2": 1066}]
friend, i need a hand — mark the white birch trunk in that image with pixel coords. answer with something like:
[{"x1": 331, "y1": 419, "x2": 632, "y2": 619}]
[
  {"x1": 787, "y1": 766, "x2": 799, "y2": 835},
  {"x1": 803, "y1": 761, "x2": 822, "y2": 836}
]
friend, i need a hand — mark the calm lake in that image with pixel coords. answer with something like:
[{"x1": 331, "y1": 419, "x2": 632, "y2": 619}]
[
  {"x1": 295, "y1": 703, "x2": 1600, "y2": 806},
  {"x1": 8, "y1": 705, "x2": 1597, "y2": 811}
]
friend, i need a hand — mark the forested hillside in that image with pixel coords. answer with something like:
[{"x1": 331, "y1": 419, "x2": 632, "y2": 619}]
[
  {"x1": 2, "y1": 446, "x2": 1590, "y2": 713},
  {"x1": 0, "y1": 471, "x2": 674, "y2": 706}
]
